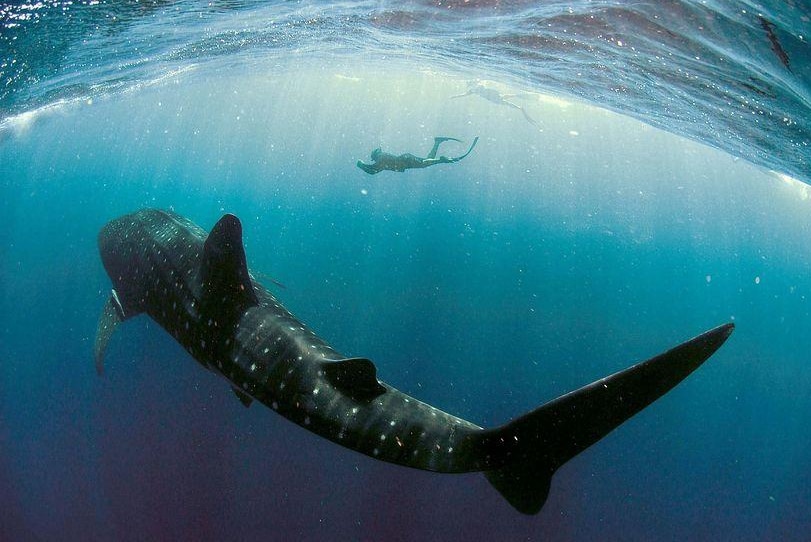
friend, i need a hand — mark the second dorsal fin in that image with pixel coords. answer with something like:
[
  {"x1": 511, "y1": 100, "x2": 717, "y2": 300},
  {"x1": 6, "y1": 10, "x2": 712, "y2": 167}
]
[
  {"x1": 323, "y1": 358, "x2": 386, "y2": 402},
  {"x1": 231, "y1": 386, "x2": 254, "y2": 408},
  {"x1": 200, "y1": 214, "x2": 259, "y2": 313}
]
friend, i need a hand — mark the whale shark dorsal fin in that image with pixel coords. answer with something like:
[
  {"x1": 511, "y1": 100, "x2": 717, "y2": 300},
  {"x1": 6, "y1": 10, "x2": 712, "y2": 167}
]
[
  {"x1": 201, "y1": 214, "x2": 259, "y2": 312},
  {"x1": 323, "y1": 358, "x2": 386, "y2": 402}
]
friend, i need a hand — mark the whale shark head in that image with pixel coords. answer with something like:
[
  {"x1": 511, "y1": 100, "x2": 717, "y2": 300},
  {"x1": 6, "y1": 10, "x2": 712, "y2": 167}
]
[
  {"x1": 98, "y1": 211, "x2": 152, "y2": 318},
  {"x1": 98, "y1": 209, "x2": 206, "y2": 317}
]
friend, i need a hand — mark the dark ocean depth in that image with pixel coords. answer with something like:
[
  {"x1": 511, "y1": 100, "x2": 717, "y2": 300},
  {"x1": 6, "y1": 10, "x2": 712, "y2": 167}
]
[{"x1": 1, "y1": 1, "x2": 811, "y2": 540}]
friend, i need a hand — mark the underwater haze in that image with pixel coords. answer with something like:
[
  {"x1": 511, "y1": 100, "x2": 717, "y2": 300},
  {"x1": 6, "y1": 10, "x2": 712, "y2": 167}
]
[{"x1": 2, "y1": 1, "x2": 811, "y2": 541}]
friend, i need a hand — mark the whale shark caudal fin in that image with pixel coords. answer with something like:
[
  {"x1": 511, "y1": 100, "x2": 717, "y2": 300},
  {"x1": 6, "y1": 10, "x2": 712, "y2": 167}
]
[
  {"x1": 482, "y1": 323, "x2": 734, "y2": 514},
  {"x1": 93, "y1": 289, "x2": 129, "y2": 375}
]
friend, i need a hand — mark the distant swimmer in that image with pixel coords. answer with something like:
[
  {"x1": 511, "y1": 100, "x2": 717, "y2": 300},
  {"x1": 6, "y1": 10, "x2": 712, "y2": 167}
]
[
  {"x1": 356, "y1": 136, "x2": 479, "y2": 175},
  {"x1": 451, "y1": 82, "x2": 541, "y2": 130}
]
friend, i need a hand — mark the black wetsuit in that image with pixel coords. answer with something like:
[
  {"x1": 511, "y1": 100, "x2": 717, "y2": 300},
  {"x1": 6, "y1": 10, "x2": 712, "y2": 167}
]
[{"x1": 357, "y1": 137, "x2": 479, "y2": 175}]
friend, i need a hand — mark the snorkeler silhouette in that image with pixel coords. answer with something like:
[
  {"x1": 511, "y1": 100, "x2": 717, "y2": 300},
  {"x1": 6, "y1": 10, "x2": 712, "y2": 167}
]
[
  {"x1": 451, "y1": 82, "x2": 541, "y2": 130},
  {"x1": 357, "y1": 136, "x2": 479, "y2": 175}
]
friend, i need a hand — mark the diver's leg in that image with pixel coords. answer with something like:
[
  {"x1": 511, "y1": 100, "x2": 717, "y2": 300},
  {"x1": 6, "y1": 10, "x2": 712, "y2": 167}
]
[
  {"x1": 426, "y1": 139, "x2": 442, "y2": 159},
  {"x1": 503, "y1": 100, "x2": 540, "y2": 129}
]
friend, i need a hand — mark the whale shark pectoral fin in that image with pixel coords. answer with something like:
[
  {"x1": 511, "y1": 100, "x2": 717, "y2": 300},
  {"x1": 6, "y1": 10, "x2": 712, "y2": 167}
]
[
  {"x1": 322, "y1": 358, "x2": 386, "y2": 402},
  {"x1": 231, "y1": 387, "x2": 254, "y2": 407},
  {"x1": 93, "y1": 290, "x2": 125, "y2": 376},
  {"x1": 201, "y1": 214, "x2": 259, "y2": 313}
]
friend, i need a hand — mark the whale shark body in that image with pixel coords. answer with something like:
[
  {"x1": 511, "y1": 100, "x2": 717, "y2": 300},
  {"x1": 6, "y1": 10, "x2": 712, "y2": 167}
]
[{"x1": 95, "y1": 209, "x2": 734, "y2": 514}]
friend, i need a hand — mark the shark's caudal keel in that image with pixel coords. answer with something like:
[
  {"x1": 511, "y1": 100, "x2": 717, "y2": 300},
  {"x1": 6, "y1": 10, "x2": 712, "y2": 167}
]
[{"x1": 94, "y1": 209, "x2": 734, "y2": 514}]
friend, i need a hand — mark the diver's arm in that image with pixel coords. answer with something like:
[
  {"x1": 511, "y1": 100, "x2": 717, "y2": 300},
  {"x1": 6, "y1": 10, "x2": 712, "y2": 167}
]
[{"x1": 356, "y1": 160, "x2": 381, "y2": 175}]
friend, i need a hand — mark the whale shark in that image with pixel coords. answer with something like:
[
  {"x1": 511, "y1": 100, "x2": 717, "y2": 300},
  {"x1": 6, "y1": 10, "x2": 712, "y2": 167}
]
[{"x1": 94, "y1": 208, "x2": 734, "y2": 514}]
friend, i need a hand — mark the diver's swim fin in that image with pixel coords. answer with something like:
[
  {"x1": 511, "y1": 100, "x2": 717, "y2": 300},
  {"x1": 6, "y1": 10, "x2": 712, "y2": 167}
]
[{"x1": 451, "y1": 136, "x2": 479, "y2": 162}]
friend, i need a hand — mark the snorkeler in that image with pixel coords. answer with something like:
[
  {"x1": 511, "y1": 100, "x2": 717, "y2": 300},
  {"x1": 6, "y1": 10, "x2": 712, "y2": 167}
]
[
  {"x1": 356, "y1": 136, "x2": 479, "y2": 175},
  {"x1": 451, "y1": 82, "x2": 541, "y2": 130}
]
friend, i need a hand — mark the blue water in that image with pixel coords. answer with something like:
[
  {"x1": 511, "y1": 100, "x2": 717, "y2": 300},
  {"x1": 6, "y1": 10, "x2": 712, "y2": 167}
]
[{"x1": 2, "y1": 1, "x2": 811, "y2": 540}]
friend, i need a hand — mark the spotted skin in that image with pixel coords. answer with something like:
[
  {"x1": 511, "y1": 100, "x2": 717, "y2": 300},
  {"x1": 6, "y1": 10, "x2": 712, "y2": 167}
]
[
  {"x1": 96, "y1": 209, "x2": 734, "y2": 514},
  {"x1": 98, "y1": 209, "x2": 486, "y2": 473}
]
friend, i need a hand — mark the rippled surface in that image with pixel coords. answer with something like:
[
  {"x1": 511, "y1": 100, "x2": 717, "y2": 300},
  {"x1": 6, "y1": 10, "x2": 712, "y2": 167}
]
[{"x1": 1, "y1": 0, "x2": 810, "y2": 182}]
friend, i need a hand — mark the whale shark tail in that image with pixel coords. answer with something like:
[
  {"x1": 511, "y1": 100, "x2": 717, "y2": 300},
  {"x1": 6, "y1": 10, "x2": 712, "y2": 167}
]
[{"x1": 482, "y1": 323, "x2": 734, "y2": 514}]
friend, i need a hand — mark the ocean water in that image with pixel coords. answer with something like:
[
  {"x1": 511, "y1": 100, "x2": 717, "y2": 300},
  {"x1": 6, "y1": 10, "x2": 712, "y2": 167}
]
[{"x1": 1, "y1": 1, "x2": 810, "y2": 540}]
